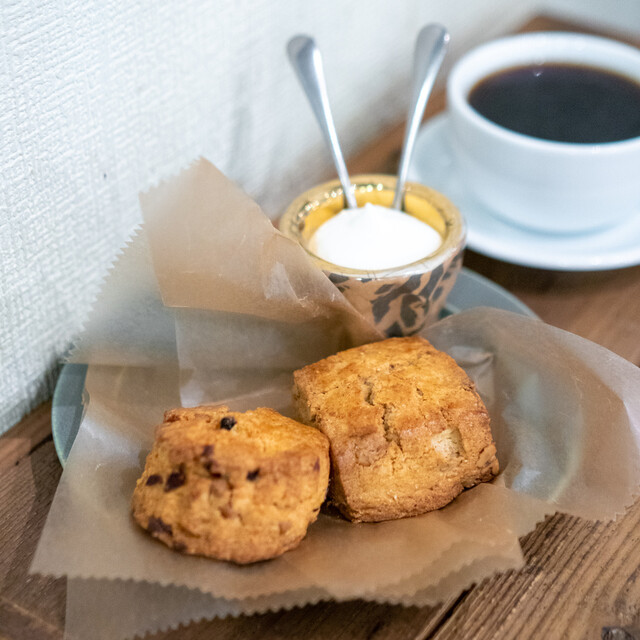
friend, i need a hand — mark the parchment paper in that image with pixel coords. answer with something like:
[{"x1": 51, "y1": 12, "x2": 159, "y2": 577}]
[{"x1": 31, "y1": 159, "x2": 640, "y2": 640}]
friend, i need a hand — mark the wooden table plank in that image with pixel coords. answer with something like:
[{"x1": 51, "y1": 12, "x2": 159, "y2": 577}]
[
  {"x1": 2, "y1": 12, "x2": 640, "y2": 640},
  {"x1": 433, "y1": 502, "x2": 640, "y2": 640},
  {"x1": 0, "y1": 597, "x2": 64, "y2": 640},
  {"x1": 0, "y1": 432, "x2": 66, "y2": 638},
  {"x1": 0, "y1": 402, "x2": 55, "y2": 471}
]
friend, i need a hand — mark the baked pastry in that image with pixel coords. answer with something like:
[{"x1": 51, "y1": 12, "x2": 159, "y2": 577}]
[
  {"x1": 292, "y1": 336, "x2": 499, "y2": 522},
  {"x1": 131, "y1": 405, "x2": 330, "y2": 564}
]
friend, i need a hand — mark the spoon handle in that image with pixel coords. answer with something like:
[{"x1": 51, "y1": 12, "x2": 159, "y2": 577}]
[
  {"x1": 392, "y1": 24, "x2": 449, "y2": 211},
  {"x1": 287, "y1": 35, "x2": 358, "y2": 209}
]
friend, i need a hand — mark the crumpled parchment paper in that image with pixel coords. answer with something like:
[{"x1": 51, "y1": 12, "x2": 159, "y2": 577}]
[{"x1": 31, "y1": 159, "x2": 640, "y2": 640}]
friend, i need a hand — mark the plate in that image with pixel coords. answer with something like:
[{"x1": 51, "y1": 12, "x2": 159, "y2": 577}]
[
  {"x1": 51, "y1": 267, "x2": 536, "y2": 465},
  {"x1": 408, "y1": 113, "x2": 640, "y2": 271},
  {"x1": 52, "y1": 363, "x2": 88, "y2": 465}
]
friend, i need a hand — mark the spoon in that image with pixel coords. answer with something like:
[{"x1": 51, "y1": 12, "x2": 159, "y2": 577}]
[
  {"x1": 392, "y1": 24, "x2": 449, "y2": 211},
  {"x1": 287, "y1": 35, "x2": 358, "y2": 209}
]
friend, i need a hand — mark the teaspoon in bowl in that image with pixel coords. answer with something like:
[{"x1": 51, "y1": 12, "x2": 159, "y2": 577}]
[
  {"x1": 392, "y1": 24, "x2": 449, "y2": 211},
  {"x1": 287, "y1": 35, "x2": 358, "y2": 209}
]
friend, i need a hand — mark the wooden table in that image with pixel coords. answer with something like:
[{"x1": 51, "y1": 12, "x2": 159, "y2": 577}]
[{"x1": 2, "y1": 15, "x2": 640, "y2": 640}]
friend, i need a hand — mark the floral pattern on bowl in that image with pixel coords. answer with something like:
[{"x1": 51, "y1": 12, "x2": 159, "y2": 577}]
[{"x1": 328, "y1": 251, "x2": 463, "y2": 336}]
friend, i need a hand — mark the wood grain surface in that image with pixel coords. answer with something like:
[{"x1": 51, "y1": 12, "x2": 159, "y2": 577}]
[{"x1": 2, "y1": 14, "x2": 640, "y2": 640}]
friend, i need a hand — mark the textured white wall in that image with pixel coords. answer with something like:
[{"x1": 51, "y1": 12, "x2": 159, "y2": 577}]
[{"x1": 1, "y1": 0, "x2": 639, "y2": 433}]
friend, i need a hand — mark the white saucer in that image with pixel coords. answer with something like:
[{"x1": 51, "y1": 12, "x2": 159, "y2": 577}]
[{"x1": 408, "y1": 113, "x2": 640, "y2": 271}]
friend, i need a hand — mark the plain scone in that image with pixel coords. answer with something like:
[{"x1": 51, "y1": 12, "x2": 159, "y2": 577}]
[
  {"x1": 292, "y1": 336, "x2": 499, "y2": 523},
  {"x1": 131, "y1": 406, "x2": 330, "y2": 564}
]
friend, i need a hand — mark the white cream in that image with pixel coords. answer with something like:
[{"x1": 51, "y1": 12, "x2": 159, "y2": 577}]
[{"x1": 308, "y1": 202, "x2": 442, "y2": 271}]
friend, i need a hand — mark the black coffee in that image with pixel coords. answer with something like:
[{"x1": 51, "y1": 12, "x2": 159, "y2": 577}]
[{"x1": 468, "y1": 63, "x2": 640, "y2": 143}]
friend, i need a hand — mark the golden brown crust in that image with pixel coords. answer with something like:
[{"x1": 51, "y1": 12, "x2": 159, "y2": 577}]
[
  {"x1": 292, "y1": 336, "x2": 499, "y2": 522},
  {"x1": 131, "y1": 406, "x2": 330, "y2": 564}
]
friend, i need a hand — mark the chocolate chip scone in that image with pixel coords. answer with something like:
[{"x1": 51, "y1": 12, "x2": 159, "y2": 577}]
[
  {"x1": 292, "y1": 336, "x2": 499, "y2": 523},
  {"x1": 131, "y1": 406, "x2": 330, "y2": 564}
]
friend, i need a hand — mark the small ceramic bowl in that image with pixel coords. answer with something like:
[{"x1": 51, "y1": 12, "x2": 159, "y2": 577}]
[{"x1": 279, "y1": 174, "x2": 466, "y2": 336}]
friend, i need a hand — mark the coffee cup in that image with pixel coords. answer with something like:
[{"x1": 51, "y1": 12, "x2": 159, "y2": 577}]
[{"x1": 447, "y1": 32, "x2": 640, "y2": 234}]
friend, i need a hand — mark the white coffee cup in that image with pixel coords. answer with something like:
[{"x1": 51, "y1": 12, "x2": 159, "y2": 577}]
[{"x1": 447, "y1": 32, "x2": 640, "y2": 234}]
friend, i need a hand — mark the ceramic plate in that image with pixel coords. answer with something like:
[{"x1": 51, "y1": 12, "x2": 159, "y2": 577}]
[
  {"x1": 408, "y1": 113, "x2": 640, "y2": 271},
  {"x1": 51, "y1": 267, "x2": 536, "y2": 465}
]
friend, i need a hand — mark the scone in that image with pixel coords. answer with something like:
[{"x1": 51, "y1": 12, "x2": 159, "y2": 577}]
[
  {"x1": 131, "y1": 406, "x2": 330, "y2": 564},
  {"x1": 292, "y1": 336, "x2": 499, "y2": 523}
]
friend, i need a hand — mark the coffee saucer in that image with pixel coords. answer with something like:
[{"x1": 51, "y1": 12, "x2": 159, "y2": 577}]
[{"x1": 408, "y1": 113, "x2": 640, "y2": 271}]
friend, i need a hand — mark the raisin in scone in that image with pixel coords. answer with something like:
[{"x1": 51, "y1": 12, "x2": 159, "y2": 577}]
[
  {"x1": 131, "y1": 406, "x2": 330, "y2": 564},
  {"x1": 292, "y1": 336, "x2": 498, "y2": 523}
]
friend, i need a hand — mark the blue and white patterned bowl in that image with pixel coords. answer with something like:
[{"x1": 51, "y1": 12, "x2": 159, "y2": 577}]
[{"x1": 279, "y1": 174, "x2": 466, "y2": 336}]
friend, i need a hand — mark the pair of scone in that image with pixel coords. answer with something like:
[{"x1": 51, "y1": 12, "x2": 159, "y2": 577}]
[{"x1": 131, "y1": 337, "x2": 499, "y2": 564}]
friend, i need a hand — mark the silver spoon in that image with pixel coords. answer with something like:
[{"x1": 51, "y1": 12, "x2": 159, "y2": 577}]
[
  {"x1": 392, "y1": 24, "x2": 449, "y2": 211},
  {"x1": 287, "y1": 35, "x2": 358, "y2": 209}
]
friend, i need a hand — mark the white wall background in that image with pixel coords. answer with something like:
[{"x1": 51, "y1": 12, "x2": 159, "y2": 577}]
[{"x1": 1, "y1": 0, "x2": 639, "y2": 434}]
